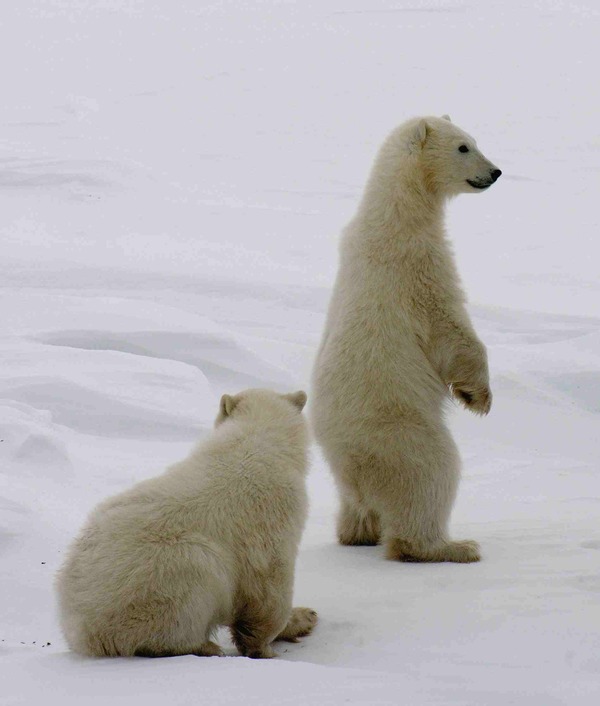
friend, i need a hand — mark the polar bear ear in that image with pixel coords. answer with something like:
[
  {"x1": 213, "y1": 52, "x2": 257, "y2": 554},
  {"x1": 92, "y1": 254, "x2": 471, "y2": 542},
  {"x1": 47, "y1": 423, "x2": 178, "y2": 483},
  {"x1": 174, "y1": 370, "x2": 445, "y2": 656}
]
[
  {"x1": 219, "y1": 394, "x2": 237, "y2": 417},
  {"x1": 441, "y1": 114, "x2": 452, "y2": 122},
  {"x1": 284, "y1": 390, "x2": 307, "y2": 412},
  {"x1": 409, "y1": 119, "x2": 429, "y2": 151}
]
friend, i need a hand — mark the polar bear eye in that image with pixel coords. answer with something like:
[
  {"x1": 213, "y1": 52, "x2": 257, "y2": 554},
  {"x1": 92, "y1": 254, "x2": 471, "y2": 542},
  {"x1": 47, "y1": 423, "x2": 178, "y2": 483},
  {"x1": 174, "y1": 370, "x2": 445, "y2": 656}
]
[{"x1": 458, "y1": 144, "x2": 469, "y2": 153}]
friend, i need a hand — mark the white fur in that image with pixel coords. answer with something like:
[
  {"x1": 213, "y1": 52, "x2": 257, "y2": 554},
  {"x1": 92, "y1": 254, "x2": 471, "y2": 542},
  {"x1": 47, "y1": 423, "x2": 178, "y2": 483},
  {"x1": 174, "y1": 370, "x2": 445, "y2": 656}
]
[
  {"x1": 56, "y1": 389, "x2": 317, "y2": 658},
  {"x1": 311, "y1": 116, "x2": 500, "y2": 562}
]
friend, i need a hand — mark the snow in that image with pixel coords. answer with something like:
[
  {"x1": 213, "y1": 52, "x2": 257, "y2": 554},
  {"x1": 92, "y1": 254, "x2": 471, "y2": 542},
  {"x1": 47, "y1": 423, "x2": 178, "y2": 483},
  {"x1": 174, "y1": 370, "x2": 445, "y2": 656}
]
[{"x1": 1, "y1": 1, "x2": 599, "y2": 704}]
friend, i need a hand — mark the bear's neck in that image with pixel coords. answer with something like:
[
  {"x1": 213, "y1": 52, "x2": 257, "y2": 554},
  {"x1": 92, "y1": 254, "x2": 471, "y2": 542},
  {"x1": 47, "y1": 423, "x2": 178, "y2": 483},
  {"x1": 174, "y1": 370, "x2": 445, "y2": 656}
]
[
  {"x1": 206, "y1": 414, "x2": 308, "y2": 469},
  {"x1": 356, "y1": 158, "x2": 445, "y2": 250}
]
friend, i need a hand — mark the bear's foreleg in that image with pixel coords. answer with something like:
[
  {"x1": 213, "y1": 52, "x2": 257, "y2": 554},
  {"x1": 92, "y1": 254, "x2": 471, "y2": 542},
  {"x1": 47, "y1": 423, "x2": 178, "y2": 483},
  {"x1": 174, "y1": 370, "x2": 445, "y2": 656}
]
[
  {"x1": 230, "y1": 568, "x2": 301, "y2": 658},
  {"x1": 446, "y1": 338, "x2": 492, "y2": 416},
  {"x1": 432, "y1": 321, "x2": 492, "y2": 416}
]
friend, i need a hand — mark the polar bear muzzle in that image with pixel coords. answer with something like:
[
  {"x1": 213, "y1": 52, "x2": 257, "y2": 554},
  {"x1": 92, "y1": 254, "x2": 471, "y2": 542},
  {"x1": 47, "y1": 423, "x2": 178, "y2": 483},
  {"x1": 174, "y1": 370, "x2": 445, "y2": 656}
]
[{"x1": 467, "y1": 168, "x2": 502, "y2": 190}]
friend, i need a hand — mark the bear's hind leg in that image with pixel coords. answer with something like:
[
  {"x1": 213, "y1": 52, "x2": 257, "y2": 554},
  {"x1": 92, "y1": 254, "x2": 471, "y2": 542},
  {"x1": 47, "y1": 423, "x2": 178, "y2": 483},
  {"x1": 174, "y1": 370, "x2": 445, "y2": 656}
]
[
  {"x1": 378, "y1": 422, "x2": 480, "y2": 563},
  {"x1": 338, "y1": 499, "x2": 381, "y2": 546},
  {"x1": 385, "y1": 537, "x2": 480, "y2": 563}
]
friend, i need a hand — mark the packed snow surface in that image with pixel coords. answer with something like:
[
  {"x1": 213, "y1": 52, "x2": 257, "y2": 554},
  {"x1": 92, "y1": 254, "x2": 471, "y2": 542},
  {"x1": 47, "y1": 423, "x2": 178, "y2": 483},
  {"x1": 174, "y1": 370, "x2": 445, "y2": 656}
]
[{"x1": 2, "y1": 1, "x2": 599, "y2": 704}]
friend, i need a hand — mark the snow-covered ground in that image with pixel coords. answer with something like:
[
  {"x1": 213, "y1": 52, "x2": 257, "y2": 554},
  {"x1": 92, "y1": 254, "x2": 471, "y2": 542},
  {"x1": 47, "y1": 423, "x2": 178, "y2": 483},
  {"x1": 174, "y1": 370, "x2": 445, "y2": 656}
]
[{"x1": 2, "y1": 1, "x2": 599, "y2": 703}]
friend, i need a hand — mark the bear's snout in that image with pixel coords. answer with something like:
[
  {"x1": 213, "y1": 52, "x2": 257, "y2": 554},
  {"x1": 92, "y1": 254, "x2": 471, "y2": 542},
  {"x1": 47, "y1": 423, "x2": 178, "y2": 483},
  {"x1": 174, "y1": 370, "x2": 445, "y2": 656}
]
[{"x1": 490, "y1": 168, "x2": 502, "y2": 182}]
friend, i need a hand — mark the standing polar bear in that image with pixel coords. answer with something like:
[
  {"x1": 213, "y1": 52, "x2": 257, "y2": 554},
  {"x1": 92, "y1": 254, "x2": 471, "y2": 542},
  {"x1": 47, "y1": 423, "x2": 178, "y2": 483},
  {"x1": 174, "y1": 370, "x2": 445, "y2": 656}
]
[
  {"x1": 56, "y1": 388, "x2": 317, "y2": 658},
  {"x1": 311, "y1": 115, "x2": 500, "y2": 563}
]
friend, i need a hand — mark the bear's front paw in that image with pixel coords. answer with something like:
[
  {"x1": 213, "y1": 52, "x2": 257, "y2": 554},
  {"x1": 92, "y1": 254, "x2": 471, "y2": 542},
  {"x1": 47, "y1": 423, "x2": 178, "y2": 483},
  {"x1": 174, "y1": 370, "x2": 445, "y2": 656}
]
[
  {"x1": 446, "y1": 338, "x2": 491, "y2": 415},
  {"x1": 246, "y1": 645, "x2": 277, "y2": 659},
  {"x1": 453, "y1": 384, "x2": 492, "y2": 416},
  {"x1": 276, "y1": 607, "x2": 318, "y2": 642}
]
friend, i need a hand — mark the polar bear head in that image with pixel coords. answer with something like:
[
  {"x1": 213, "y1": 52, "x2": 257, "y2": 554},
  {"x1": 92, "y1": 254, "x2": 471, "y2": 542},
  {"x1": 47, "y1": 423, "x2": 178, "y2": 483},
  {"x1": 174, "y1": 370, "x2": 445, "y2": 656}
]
[
  {"x1": 215, "y1": 388, "x2": 307, "y2": 427},
  {"x1": 405, "y1": 115, "x2": 501, "y2": 197}
]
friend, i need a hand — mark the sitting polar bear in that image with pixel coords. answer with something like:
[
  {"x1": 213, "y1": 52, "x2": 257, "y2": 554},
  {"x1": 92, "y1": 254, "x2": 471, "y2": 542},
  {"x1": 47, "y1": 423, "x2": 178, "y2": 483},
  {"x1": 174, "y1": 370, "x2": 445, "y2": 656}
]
[
  {"x1": 56, "y1": 389, "x2": 317, "y2": 658},
  {"x1": 311, "y1": 115, "x2": 501, "y2": 563}
]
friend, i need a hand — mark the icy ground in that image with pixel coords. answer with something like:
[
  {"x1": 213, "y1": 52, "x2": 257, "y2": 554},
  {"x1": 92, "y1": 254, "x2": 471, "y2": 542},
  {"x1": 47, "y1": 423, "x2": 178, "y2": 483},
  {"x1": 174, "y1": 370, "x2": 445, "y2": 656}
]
[{"x1": 1, "y1": 1, "x2": 599, "y2": 704}]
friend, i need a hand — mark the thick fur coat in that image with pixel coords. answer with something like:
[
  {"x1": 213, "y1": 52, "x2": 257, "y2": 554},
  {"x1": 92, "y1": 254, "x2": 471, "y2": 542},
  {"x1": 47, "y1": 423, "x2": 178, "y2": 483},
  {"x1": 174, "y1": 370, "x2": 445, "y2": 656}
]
[
  {"x1": 311, "y1": 115, "x2": 500, "y2": 562},
  {"x1": 56, "y1": 389, "x2": 317, "y2": 658}
]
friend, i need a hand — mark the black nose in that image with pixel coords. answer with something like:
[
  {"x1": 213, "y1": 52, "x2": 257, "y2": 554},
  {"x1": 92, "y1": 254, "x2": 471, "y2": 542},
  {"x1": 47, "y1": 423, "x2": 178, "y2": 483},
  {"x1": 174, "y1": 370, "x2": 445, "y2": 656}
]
[{"x1": 490, "y1": 169, "x2": 502, "y2": 182}]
